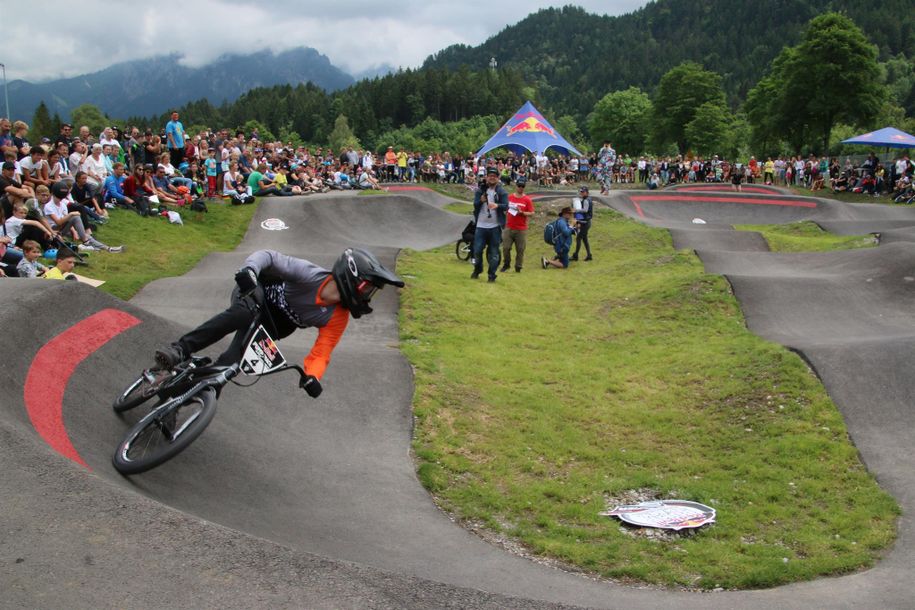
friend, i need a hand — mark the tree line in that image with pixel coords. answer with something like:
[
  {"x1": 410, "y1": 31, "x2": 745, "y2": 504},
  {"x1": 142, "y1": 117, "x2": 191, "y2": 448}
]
[{"x1": 25, "y1": 11, "x2": 913, "y2": 160}]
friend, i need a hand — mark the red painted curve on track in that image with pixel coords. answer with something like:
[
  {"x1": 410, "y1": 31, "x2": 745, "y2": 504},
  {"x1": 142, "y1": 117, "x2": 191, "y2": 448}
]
[
  {"x1": 673, "y1": 186, "x2": 776, "y2": 194},
  {"x1": 23, "y1": 308, "x2": 142, "y2": 469},
  {"x1": 630, "y1": 194, "x2": 817, "y2": 208}
]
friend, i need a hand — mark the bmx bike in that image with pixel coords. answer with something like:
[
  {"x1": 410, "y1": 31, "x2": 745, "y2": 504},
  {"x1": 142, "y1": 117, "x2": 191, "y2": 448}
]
[
  {"x1": 455, "y1": 219, "x2": 475, "y2": 262},
  {"x1": 111, "y1": 297, "x2": 311, "y2": 475}
]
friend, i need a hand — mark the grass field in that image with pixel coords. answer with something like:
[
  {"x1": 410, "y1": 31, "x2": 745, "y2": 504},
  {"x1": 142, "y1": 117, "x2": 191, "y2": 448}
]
[
  {"x1": 737, "y1": 222, "x2": 877, "y2": 252},
  {"x1": 398, "y1": 207, "x2": 898, "y2": 589}
]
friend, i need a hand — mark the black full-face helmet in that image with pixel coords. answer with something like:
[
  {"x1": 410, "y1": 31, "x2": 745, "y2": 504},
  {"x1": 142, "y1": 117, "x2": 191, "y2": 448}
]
[{"x1": 331, "y1": 248, "x2": 404, "y2": 319}]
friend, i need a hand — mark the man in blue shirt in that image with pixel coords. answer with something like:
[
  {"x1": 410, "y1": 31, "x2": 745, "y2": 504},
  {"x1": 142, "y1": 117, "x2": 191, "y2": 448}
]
[
  {"x1": 165, "y1": 111, "x2": 186, "y2": 168},
  {"x1": 103, "y1": 162, "x2": 135, "y2": 209}
]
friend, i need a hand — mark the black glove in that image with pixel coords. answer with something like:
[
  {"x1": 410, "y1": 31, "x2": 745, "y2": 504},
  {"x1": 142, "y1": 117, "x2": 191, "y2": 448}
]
[
  {"x1": 300, "y1": 374, "x2": 323, "y2": 398},
  {"x1": 235, "y1": 266, "x2": 258, "y2": 295}
]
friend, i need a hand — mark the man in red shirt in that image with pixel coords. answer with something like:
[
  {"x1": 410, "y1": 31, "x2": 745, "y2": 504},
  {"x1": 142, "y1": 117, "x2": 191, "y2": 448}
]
[{"x1": 500, "y1": 177, "x2": 535, "y2": 273}]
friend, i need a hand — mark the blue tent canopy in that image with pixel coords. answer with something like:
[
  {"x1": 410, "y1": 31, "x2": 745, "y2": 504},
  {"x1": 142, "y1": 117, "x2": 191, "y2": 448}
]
[
  {"x1": 842, "y1": 127, "x2": 915, "y2": 148},
  {"x1": 476, "y1": 101, "x2": 581, "y2": 157}
]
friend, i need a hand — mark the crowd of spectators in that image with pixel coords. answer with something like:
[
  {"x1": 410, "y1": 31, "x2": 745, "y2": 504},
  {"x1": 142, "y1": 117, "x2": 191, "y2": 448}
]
[{"x1": 3, "y1": 108, "x2": 915, "y2": 277}]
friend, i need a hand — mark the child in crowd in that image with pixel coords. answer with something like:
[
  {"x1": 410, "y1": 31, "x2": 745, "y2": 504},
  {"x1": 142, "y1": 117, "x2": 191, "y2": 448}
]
[
  {"x1": 43, "y1": 249, "x2": 78, "y2": 280},
  {"x1": 16, "y1": 240, "x2": 47, "y2": 278},
  {"x1": 204, "y1": 149, "x2": 219, "y2": 197}
]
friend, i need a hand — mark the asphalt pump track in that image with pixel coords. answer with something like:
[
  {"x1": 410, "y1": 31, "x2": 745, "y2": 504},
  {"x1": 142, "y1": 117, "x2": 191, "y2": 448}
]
[{"x1": 2, "y1": 189, "x2": 915, "y2": 608}]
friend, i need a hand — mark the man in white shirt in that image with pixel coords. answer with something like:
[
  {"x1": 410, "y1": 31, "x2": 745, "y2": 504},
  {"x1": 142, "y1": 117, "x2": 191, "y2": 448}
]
[{"x1": 43, "y1": 181, "x2": 122, "y2": 253}]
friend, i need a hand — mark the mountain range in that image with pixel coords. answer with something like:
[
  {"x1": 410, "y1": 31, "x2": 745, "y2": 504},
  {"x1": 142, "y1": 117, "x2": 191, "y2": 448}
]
[{"x1": 7, "y1": 47, "x2": 356, "y2": 122}]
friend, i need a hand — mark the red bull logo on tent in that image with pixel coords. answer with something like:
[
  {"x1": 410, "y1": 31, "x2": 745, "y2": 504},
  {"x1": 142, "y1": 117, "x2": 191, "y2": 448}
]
[{"x1": 506, "y1": 115, "x2": 556, "y2": 138}]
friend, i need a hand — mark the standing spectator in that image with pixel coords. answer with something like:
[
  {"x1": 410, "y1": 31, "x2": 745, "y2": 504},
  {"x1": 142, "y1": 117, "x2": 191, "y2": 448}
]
[
  {"x1": 470, "y1": 167, "x2": 509, "y2": 283},
  {"x1": 500, "y1": 177, "x2": 535, "y2": 273},
  {"x1": 165, "y1": 111, "x2": 186, "y2": 168},
  {"x1": 204, "y1": 148, "x2": 219, "y2": 197},
  {"x1": 384, "y1": 146, "x2": 397, "y2": 182},
  {"x1": 597, "y1": 141, "x2": 616, "y2": 195},
  {"x1": 542, "y1": 207, "x2": 575, "y2": 269},
  {"x1": 571, "y1": 185, "x2": 593, "y2": 262}
]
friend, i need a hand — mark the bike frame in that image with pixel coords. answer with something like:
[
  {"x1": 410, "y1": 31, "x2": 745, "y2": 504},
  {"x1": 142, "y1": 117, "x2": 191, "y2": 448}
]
[{"x1": 145, "y1": 296, "x2": 308, "y2": 428}]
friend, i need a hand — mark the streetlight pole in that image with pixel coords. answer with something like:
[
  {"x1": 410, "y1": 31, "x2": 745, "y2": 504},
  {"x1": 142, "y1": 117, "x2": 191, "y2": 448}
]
[{"x1": 0, "y1": 63, "x2": 9, "y2": 119}]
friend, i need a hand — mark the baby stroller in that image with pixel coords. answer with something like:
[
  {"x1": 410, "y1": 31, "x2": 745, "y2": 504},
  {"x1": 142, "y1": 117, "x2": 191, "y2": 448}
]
[{"x1": 455, "y1": 219, "x2": 475, "y2": 262}]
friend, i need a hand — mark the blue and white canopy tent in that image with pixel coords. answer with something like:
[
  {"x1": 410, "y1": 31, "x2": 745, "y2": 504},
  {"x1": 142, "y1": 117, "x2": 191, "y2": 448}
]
[
  {"x1": 841, "y1": 127, "x2": 915, "y2": 148},
  {"x1": 476, "y1": 101, "x2": 581, "y2": 157}
]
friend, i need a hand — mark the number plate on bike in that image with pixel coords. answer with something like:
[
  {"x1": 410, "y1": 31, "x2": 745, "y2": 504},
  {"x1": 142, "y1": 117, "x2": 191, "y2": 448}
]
[{"x1": 240, "y1": 325, "x2": 287, "y2": 376}]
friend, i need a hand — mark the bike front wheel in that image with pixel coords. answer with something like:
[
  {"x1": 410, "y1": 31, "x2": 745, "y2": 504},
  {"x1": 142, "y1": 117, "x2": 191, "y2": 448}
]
[
  {"x1": 112, "y1": 387, "x2": 217, "y2": 475},
  {"x1": 455, "y1": 239, "x2": 472, "y2": 261}
]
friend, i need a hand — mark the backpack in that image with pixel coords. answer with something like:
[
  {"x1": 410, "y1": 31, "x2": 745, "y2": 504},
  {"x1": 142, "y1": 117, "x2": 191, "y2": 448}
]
[
  {"x1": 190, "y1": 198, "x2": 208, "y2": 212},
  {"x1": 543, "y1": 219, "x2": 562, "y2": 245}
]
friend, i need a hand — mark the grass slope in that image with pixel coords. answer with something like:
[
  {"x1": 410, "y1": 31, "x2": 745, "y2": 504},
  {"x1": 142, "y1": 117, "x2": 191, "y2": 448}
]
[
  {"x1": 399, "y1": 208, "x2": 897, "y2": 589},
  {"x1": 737, "y1": 222, "x2": 877, "y2": 252},
  {"x1": 72, "y1": 202, "x2": 258, "y2": 300}
]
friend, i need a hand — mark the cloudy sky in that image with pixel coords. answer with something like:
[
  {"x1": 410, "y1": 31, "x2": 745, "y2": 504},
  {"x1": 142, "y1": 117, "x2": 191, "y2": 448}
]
[{"x1": 1, "y1": 0, "x2": 648, "y2": 82}]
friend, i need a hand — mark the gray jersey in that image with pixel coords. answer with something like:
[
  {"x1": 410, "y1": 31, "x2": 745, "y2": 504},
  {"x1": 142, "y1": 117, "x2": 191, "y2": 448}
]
[{"x1": 244, "y1": 250, "x2": 337, "y2": 328}]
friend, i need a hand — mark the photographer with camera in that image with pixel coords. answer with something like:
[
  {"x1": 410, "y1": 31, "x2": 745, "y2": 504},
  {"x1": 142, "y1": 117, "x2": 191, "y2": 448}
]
[
  {"x1": 542, "y1": 206, "x2": 576, "y2": 270},
  {"x1": 470, "y1": 167, "x2": 509, "y2": 282}
]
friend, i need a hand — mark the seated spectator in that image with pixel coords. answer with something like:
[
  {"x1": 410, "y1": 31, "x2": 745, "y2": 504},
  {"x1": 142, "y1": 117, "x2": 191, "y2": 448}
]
[
  {"x1": 122, "y1": 165, "x2": 154, "y2": 215},
  {"x1": 43, "y1": 249, "x2": 79, "y2": 280},
  {"x1": 103, "y1": 163, "x2": 137, "y2": 210},
  {"x1": 16, "y1": 240, "x2": 48, "y2": 278},
  {"x1": 357, "y1": 167, "x2": 381, "y2": 190},
  {"x1": 647, "y1": 172, "x2": 661, "y2": 190},
  {"x1": 70, "y1": 171, "x2": 108, "y2": 222},
  {"x1": 19, "y1": 146, "x2": 51, "y2": 189},
  {"x1": 0, "y1": 160, "x2": 36, "y2": 208},
  {"x1": 11, "y1": 121, "x2": 30, "y2": 159},
  {"x1": 333, "y1": 165, "x2": 353, "y2": 190},
  {"x1": 0, "y1": 223, "x2": 23, "y2": 277},
  {"x1": 158, "y1": 151, "x2": 197, "y2": 193},
  {"x1": 223, "y1": 161, "x2": 255, "y2": 204},
  {"x1": 832, "y1": 173, "x2": 849, "y2": 192},
  {"x1": 151, "y1": 164, "x2": 182, "y2": 205},
  {"x1": 3, "y1": 200, "x2": 57, "y2": 252},
  {"x1": 80, "y1": 144, "x2": 108, "y2": 197},
  {"x1": 43, "y1": 181, "x2": 122, "y2": 253},
  {"x1": 247, "y1": 163, "x2": 290, "y2": 196}
]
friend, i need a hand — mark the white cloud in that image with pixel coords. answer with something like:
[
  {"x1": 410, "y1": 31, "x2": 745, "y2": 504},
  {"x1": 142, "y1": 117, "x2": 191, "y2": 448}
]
[{"x1": 0, "y1": 0, "x2": 647, "y2": 82}]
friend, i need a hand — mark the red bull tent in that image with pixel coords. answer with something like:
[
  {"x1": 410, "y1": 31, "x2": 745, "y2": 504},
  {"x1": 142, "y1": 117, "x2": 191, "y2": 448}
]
[
  {"x1": 841, "y1": 126, "x2": 915, "y2": 148},
  {"x1": 476, "y1": 101, "x2": 581, "y2": 157}
]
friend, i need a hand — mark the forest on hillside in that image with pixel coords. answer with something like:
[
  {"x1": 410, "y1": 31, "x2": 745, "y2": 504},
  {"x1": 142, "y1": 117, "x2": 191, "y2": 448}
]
[{"x1": 26, "y1": 1, "x2": 915, "y2": 158}]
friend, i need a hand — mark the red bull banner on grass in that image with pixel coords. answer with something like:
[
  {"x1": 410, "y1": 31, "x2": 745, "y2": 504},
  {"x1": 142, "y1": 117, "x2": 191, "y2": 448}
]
[{"x1": 476, "y1": 101, "x2": 581, "y2": 157}]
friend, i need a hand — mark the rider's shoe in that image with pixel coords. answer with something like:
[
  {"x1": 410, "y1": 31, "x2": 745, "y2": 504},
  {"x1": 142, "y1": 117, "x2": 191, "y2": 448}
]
[{"x1": 154, "y1": 344, "x2": 187, "y2": 370}]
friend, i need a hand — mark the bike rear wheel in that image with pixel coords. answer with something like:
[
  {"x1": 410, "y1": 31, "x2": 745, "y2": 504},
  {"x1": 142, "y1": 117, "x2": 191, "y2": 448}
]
[
  {"x1": 112, "y1": 387, "x2": 217, "y2": 475},
  {"x1": 455, "y1": 238, "x2": 472, "y2": 261},
  {"x1": 112, "y1": 369, "x2": 173, "y2": 413}
]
